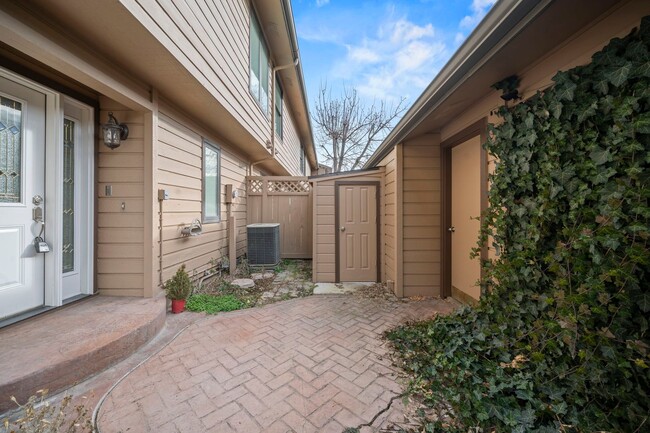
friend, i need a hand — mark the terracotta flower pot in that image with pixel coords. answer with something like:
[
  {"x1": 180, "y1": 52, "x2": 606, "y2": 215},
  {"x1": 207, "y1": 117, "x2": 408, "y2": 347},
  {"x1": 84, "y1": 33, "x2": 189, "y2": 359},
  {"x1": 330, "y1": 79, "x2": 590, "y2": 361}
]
[{"x1": 171, "y1": 299, "x2": 186, "y2": 314}]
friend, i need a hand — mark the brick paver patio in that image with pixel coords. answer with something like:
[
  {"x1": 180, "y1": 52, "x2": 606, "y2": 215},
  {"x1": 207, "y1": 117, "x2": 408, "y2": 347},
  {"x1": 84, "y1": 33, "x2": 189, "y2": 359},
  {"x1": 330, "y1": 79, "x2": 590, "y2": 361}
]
[{"x1": 97, "y1": 295, "x2": 457, "y2": 433}]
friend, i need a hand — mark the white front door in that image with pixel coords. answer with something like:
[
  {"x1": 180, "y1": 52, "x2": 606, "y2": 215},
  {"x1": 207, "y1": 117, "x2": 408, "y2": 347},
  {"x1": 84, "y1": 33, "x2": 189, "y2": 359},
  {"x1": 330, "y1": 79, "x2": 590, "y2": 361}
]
[{"x1": 0, "y1": 75, "x2": 46, "y2": 319}]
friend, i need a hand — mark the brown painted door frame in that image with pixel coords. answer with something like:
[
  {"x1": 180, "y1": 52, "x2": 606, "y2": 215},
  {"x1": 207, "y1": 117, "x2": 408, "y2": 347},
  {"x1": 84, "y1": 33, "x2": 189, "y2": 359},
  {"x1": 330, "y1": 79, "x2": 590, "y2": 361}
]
[
  {"x1": 440, "y1": 118, "x2": 489, "y2": 299},
  {"x1": 334, "y1": 181, "x2": 381, "y2": 283}
]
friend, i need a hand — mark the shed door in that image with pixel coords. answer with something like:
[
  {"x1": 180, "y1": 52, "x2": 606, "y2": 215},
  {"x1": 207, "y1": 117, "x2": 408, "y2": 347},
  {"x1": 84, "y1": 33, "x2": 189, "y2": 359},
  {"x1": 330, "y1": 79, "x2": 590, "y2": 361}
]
[
  {"x1": 450, "y1": 135, "x2": 481, "y2": 301},
  {"x1": 337, "y1": 183, "x2": 377, "y2": 282}
]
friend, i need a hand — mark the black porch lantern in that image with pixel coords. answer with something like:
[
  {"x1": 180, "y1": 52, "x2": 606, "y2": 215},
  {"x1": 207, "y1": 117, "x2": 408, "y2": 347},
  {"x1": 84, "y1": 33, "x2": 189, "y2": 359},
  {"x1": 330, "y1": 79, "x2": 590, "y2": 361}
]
[{"x1": 101, "y1": 112, "x2": 129, "y2": 149}]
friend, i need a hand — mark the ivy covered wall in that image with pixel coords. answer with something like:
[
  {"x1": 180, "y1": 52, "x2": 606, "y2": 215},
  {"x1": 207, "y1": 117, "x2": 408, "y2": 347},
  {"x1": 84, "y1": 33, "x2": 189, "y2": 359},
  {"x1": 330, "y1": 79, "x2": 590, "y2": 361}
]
[{"x1": 389, "y1": 16, "x2": 650, "y2": 432}]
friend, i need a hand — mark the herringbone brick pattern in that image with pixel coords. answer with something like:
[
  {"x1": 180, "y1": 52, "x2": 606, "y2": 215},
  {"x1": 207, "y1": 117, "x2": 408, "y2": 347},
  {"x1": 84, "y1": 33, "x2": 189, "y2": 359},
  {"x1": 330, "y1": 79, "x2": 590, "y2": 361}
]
[{"x1": 97, "y1": 296, "x2": 457, "y2": 433}]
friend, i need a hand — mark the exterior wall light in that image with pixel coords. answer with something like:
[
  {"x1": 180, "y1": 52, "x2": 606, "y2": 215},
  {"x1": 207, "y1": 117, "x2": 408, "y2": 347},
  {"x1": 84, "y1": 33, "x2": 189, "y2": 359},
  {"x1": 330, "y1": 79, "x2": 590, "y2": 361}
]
[{"x1": 101, "y1": 112, "x2": 129, "y2": 149}]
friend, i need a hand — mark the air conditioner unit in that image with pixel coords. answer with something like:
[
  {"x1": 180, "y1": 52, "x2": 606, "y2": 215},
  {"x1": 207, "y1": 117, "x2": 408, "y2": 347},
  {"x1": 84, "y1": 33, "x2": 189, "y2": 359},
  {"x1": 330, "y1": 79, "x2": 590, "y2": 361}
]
[{"x1": 247, "y1": 223, "x2": 280, "y2": 266}]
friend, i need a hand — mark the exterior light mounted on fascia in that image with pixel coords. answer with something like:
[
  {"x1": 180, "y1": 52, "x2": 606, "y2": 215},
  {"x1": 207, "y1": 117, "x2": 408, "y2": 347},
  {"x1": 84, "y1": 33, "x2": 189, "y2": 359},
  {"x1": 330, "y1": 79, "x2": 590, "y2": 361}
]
[{"x1": 101, "y1": 112, "x2": 129, "y2": 149}]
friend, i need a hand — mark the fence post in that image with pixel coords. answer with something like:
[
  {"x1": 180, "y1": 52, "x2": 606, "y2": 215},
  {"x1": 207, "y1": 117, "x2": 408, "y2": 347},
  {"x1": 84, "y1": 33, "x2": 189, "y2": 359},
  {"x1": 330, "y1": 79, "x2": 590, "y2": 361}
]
[{"x1": 229, "y1": 215, "x2": 237, "y2": 274}]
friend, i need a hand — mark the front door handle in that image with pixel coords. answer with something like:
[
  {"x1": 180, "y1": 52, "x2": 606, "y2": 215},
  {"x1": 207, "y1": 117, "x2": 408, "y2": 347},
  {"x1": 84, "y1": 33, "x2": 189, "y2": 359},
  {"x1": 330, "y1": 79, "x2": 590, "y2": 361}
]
[
  {"x1": 340, "y1": 226, "x2": 346, "y2": 232},
  {"x1": 448, "y1": 226, "x2": 455, "y2": 233}
]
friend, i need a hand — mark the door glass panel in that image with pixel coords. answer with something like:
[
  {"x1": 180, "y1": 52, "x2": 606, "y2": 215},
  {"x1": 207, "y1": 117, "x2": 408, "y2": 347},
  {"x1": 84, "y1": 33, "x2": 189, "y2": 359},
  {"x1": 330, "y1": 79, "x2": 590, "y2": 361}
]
[
  {"x1": 62, "y1": 118, "x2": 75, "y2": 273},
  {"x1": 0, "y1": 96, "x2": 23, "y2": 203}
]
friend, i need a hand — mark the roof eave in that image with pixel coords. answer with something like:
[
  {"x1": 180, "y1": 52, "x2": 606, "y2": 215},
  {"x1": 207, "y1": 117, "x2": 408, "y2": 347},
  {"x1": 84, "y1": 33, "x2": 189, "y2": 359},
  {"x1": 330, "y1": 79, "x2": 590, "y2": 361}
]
[{"x1": 364, "y1": 0, "x2": 549, "y2": 168}]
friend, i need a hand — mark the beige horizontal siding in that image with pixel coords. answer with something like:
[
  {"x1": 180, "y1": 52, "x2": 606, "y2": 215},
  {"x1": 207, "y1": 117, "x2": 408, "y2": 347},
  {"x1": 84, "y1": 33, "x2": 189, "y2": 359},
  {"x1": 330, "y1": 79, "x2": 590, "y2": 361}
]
[
  {"x1": 97, "y1": 98, "x2": 145, "y2": 296},
  {"x1": 275, "y1": 102, "x2": 304, "y2": 176},
  {"x1": 157, "y1": 105, "x2": 253, "y2": 283},
  {"x1": 376, "y1": 149, "x2": 397, "y2": 286},
  {"x1": 130, "y1": 0, "x2": 270, "y2": 149},
  {"x1": 312, "y1": 172, "x2": 384, "y2": 283},
  {"x1": 402, "y1": 134, "x2": 441, "y2": 297}
]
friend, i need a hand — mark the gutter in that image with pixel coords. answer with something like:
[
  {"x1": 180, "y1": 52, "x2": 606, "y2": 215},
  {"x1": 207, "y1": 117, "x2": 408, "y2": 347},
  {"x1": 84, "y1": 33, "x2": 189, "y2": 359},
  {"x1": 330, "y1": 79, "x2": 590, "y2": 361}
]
[
  {"x1": 364, "y1": 0, "x2": 551, "y2": 168},
  {"x1": 280, "y1": 0, "x2": 318, "y2": 170}
]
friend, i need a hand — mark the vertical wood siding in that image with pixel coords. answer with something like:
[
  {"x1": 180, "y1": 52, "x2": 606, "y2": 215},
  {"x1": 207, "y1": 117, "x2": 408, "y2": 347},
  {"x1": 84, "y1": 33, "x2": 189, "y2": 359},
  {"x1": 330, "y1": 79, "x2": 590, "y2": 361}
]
[
  {"x1": 157, "y1": 105, "x2": 253, "y2": 283},
  {"x1": 97, "y1": 99, "x2": 145, "y2": 296},
  {"x1": 402, "y1": 135, "x2": 441, "y2": 297}
]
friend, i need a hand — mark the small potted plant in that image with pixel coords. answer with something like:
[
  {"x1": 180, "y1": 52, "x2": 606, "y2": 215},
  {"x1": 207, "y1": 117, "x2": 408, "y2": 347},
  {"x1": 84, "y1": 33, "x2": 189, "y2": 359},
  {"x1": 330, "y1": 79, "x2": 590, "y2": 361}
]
[{"x1": 165, "y1": 264, "x2": 192, "y2": 313}]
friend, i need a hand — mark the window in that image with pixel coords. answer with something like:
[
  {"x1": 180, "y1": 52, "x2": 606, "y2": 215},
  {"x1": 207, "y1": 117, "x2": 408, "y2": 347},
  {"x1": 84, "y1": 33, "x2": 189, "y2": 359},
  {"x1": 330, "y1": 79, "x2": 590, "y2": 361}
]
[
  {"x1": 249, "y1": 11, "x2": 269, "y2": 114},
  {"x1": 203, "y1": 141, "x2": 221, "y2": 222},
  {"x1": 274, "y1": 76, "x2": 283, "y2": 139},
  {"x1": 300, "y1": 145, "x2": 306, "y2": 175}
]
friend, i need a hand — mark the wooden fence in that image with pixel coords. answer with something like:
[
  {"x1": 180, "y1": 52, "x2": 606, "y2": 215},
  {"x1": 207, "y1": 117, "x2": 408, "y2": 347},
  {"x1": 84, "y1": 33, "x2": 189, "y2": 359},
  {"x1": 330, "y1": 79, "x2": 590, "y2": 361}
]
[{"x1": 246, "y1": 176, "x2": 312, "y2": 258}]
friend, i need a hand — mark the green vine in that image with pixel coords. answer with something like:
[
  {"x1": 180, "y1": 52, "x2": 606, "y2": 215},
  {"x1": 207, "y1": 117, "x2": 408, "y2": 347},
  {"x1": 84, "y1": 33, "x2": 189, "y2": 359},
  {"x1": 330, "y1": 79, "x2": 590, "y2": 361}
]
[{"x1": 388, "y1": 17, "x2": 650, "y2": 432}]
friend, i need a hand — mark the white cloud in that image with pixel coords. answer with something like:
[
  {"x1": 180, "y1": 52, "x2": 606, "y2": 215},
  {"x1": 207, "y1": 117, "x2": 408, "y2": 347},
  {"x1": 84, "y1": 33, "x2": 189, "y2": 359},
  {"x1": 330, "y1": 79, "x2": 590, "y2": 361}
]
[
  {"x1": 460, "y1": 0, "x2": 496, "y2": 30},
  {"x1": 329, "y1": 16, "x2": 449, "y2": 102},
  {"x1": 315, "y1": 0, "x2": 330, "y2": 7}
]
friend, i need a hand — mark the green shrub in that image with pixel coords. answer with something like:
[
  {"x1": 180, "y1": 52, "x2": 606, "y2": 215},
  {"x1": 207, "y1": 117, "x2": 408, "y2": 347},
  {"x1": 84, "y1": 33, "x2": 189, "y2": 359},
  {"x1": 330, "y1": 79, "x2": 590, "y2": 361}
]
[
  {"x1": 388, "y1": 17, "x2": 650, "y2": 432},
  {"x1": 164, "y1": 265, "x2": 192, "y2": 300},
  {"x1": 186, "y1": 294, "x2": 243, "y2": 314}
]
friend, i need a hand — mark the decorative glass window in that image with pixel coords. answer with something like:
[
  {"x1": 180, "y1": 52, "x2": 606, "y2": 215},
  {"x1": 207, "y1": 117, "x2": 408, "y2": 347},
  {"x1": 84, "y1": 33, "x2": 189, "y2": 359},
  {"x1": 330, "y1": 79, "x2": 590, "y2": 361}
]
[
  {"x1": 300, "y1": 145, "x2": 306, "y2": 175},
  {"x1": 275, "y1": 77, "x2": 283, "y2": 139},
  {"x1": 249, "y1": 11, "x2": 269, "y2": 114},
  {"x1": 0, "y1": 96, "x2": 23, "y2": 203},
  {"x1": 203, "y1": 141, "x2": 221, "y2": 223},
  {"x1": 62, "y1": 118, "x2": 75, "y2": 273}
]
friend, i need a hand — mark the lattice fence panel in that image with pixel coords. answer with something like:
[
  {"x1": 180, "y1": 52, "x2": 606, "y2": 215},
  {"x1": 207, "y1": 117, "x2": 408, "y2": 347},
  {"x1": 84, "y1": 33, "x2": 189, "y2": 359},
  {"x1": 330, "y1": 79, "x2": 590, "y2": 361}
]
[
  {"x1": 268, "y1": 179, "x2": 310, "y2": 194},
  {"x1": 248, "y1": 179, "x2": 263, "y2": 194}
]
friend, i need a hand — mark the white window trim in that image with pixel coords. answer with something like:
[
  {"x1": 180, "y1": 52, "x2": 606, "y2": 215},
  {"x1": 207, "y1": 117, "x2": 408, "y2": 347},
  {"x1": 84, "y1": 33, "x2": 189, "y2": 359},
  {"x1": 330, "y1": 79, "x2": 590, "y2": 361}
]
[
  {"x1": 249, "y1": 10, "x2": 269, "y2": 116},
  {"x1": 202, "y1": 140, "x2": 221, "y2": 223}
]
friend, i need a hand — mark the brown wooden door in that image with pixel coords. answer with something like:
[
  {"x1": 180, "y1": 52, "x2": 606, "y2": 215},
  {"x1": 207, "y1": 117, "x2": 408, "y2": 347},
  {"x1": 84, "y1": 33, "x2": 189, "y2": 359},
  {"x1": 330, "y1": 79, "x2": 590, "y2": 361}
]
[
  {"x1": 450, "y1": 136, "x2": 481, "y2": 301},
  {"x1": 337, "y1": 183, "x2": 378, "y2": 282}
]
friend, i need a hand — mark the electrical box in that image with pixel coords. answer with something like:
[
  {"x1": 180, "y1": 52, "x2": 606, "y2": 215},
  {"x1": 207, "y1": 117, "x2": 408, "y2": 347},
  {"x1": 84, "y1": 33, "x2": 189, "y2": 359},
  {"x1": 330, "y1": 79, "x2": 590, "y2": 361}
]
[
  {"x1": 224, "y1": 184, "x2": 233, "y2": 204},
  {"x1": 158, "y1": 189, "x2": 169, "y2": 201}
]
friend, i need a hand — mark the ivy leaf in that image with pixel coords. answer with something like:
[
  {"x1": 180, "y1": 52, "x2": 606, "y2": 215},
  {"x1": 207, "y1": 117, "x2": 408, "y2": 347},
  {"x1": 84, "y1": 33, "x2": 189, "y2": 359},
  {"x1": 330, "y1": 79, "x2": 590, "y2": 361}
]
[
  {"x1": 633, "y1": 61, "x2": 650, "y2": 78},
  {"x1": 589, "y1": 147, "x2": 612, "y2": 165},
  {"x1": 638, "y1": 293, "x2": 650, "y2": 313},
  {"x1": 633, "y1": 112, "x2": 650, "y2": 134},
  {"x1": 593, "y1": 79, "x2": 609, "y2": 95},
  {"x1": 556, "y1": 82, "x2": 577, "y2": 101},
  {"x1": 548, "y1": 99, "x2": 563, "y2": 119},
  {"x1": 606, "y1": 62, "x2": 632, "y2": 87}
]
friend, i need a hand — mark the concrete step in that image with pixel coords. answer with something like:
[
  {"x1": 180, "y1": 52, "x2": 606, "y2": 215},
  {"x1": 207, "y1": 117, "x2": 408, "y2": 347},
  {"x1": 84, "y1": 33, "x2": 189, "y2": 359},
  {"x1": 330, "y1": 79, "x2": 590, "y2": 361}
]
[{"x1": 0, "y1": 295, "x2": 166, "y2": 414}]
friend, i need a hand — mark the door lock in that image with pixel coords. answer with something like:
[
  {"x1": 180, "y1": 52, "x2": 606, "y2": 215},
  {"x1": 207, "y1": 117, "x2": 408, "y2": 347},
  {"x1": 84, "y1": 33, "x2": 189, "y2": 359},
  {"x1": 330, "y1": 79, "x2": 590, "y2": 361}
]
[
  {"x1": 32, "y1": 195, "x2": 43, "y2": 205},
  {"x1": 34, "y1": 236, "x2": 50, "y2": 253},
  {"x1": 448, "y1": 226, "x2": 456, "y2": 233},
  {"x1": 33, "y1": 206, "x2": 43, "y2": 223}
]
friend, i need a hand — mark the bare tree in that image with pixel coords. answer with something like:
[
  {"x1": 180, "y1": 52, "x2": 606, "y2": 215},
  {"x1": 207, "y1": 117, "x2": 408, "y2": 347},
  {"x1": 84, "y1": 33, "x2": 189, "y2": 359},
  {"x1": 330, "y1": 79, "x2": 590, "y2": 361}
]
[{"x1": 313, "y1": 84, "x2": 406, "y2": 172}]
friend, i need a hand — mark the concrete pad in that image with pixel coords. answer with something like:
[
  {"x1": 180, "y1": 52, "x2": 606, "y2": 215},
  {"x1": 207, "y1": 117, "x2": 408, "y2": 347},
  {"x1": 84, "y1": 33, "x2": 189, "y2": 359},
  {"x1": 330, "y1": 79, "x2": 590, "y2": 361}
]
[{"x1": 313, "y1": 282, "x2": 375, "y2": 295}]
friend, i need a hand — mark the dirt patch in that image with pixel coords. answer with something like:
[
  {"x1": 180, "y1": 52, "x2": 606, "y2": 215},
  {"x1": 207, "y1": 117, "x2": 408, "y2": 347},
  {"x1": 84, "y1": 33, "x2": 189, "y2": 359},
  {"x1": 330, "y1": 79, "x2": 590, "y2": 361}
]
[{"x1": 192, "y1": 259, "x2": 315, "y2": 309}]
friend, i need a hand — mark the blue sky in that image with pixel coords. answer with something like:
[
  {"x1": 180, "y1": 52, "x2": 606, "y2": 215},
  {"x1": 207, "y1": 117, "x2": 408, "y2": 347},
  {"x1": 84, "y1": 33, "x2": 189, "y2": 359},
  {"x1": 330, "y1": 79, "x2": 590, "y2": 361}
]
[{"x1": 292, "y1": 0, "x2": 496, "y2": 108}]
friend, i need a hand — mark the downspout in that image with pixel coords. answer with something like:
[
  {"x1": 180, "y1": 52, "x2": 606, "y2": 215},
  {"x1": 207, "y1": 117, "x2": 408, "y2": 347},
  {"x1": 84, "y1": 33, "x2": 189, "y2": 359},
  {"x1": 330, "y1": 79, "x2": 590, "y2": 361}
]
[{"x1": 249, "y1": 57, "x2": 299, "y2": 175}]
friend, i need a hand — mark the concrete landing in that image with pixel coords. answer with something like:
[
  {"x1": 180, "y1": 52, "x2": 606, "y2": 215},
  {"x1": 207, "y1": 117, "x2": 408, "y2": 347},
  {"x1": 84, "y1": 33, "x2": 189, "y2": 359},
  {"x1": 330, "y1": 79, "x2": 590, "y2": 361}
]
[
  {"x1": 313, "y1": 282, "x2": 375, "y2": 294},
  {"x1": 0, "y1": 295, "x2": 166, "y2": 414}
]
